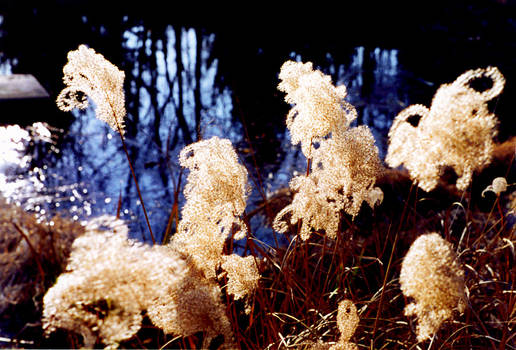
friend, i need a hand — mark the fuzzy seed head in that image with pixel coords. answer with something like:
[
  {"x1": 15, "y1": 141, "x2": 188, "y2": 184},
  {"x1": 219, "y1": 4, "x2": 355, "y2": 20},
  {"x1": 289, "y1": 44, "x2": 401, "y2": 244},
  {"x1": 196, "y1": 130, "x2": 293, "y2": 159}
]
[
  {"x1": 482, "y1": 176, "x2": 508, "y2": 197},
  {"x1": 221, "y1": 254, "x2": 260, "y2": 302},
  {"x1": 273, "y1": 125, "x2": 383, "y2": 239},
  {"x1": 172, "y1": 137, "x2": 249, "y2": 278},
  {"x1": 278, "y1": 60, "x2": 356, "y2": 158},
  {"x1": 400, "y1": 233, "x2": 466, "y2": 342},
  {"x1": 336, "y1": 300, "x2": 359, "y2": 343},
  {"x1": 57, "y1": 45, "x2": 126, "y2": 134},
  {"x1": 387, "y1": 67, "x2": 505, "y2": 191},
  {"x1": 42, "y1": 216, "x2": 235, "y2": 348}
]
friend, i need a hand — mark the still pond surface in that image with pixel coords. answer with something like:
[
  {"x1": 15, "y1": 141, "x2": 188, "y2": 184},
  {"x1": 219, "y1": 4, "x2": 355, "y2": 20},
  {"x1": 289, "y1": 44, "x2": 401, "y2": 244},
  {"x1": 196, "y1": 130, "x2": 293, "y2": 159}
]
[{"x1": 0, "y1": 3, "x2": 514, "y2": 242}]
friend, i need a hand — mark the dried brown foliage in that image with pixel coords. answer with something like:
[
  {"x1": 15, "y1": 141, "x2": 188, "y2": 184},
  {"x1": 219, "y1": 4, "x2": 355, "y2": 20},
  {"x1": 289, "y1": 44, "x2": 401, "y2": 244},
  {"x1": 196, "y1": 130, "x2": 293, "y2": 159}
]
[{"x1": 0, "y1": 197, "x2": 84, "y2": 334}]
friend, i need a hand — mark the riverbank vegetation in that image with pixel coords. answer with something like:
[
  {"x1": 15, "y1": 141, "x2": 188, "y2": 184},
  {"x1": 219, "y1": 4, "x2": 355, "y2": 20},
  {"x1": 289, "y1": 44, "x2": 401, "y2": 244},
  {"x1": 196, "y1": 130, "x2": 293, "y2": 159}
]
[{"x1": 0, "y1": 45, "x2": 514, "y2": 349}]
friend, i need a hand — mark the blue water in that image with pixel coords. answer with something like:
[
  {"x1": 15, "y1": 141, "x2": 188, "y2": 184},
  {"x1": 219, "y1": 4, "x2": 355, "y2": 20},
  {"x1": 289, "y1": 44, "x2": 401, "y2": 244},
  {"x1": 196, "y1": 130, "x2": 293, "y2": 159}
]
[{"x1": 0, "y1": 3, "x2": 514, "y2": 243}]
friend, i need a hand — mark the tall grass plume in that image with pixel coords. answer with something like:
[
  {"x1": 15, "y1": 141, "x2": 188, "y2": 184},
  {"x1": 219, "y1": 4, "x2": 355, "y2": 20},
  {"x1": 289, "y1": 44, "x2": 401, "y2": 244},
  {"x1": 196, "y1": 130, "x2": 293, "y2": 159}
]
[
  {"x1": 386, "y1": 67, "x2": 505, "y2": 191},
  {"x1": 273, "y1": 61, "x2": 383, "y2": 239}
]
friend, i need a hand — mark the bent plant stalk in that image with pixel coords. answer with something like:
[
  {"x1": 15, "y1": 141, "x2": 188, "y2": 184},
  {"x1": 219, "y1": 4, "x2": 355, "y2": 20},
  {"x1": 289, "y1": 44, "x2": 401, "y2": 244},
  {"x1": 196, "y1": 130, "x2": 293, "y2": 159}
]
[
  {"x1": 115, "y1": 121, "x2": 156, "y2": 244},
  {"x1": 371, "y1": 183, "x2": 414, "y2": 345},
  {"x1": 13, "y1": 222, "x2": 46, "y2": 283},
  {"x1": 101, "y1": 91, "x2": 155, "y2": 244}
]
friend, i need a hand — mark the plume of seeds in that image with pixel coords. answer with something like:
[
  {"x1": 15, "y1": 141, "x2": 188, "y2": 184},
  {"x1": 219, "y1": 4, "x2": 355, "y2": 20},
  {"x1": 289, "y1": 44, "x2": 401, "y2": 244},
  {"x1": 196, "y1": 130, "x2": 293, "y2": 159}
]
[
  {"x1": 221, "y1": 254, "x2": 260, "y2": 301},
  {"x1": 277, "y1": 60, "x2": 356, "y2": 159},
  {"x1": 273, "y1": 61, "x2": 383, "y2": 240},
  {"x1": 399, "y1": 233, "x2": 466, "y2": 342},
  {"x1": 306, "y1": 300, "x2": 359, "y2": 350},
  {"x1": 386, "y1": 67, "x2": 505, "y2": 191},
  {"x1": 56, "y1": 45, "x2": 157, "y2": 243},
  {"x1": 42, "y1": 216, "x2": 235, "y2": 348},
  {"x1": 482, "y1": 176, "x2": 508, "y2": 197},
  {"x1": 169, "y1": 137, "x2": 259, "y2": 320},
  {"x1": 329, "y1": 299, "x2": 359, "y2": 350},
  {"x1": 57, "y1": 44, "x2": 126, "y2": 134}
]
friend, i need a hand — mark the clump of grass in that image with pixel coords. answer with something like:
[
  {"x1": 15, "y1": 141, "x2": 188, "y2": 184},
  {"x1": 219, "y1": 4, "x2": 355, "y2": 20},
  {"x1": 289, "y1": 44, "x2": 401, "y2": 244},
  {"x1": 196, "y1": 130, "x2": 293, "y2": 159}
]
[
  {"x1": 1, "y1": 47, "x2": 514, "y2": 350},
  {"x1": 42, "y1": 216, "x2": 237, "y2": 349},
  {"x1": 0, "y1": 197, "x2": 85, "y2": 343}
]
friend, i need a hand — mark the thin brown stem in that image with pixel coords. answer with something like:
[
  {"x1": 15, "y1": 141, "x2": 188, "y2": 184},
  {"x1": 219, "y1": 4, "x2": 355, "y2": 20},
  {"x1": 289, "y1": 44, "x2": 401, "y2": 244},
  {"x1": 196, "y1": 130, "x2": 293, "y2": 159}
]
[
  {"x1": 116, "y1": 124, "x2": 156, "y2": 244},
  {"x1": 102, "y1": 88, "x2": 156, "y2": 244},
  {"x1": 372, "y1": 183, "x2": 414, "y2": 344},
  {"x1": 13, "y1": 222, "x2": 45, "y2": 282},
  {"x1": 467, "y1": 301, "x2": 498, "y2": 350},
  {"x1": 372, "y1": 231, "x2": 398, "y2": 341}
]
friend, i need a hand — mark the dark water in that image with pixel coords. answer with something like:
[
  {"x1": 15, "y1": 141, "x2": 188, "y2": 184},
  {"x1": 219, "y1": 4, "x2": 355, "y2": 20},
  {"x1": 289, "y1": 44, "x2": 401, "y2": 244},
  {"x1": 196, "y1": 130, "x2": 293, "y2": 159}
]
[{"x1": 0, "y1": 1, "x2": 515, "y2": 242}]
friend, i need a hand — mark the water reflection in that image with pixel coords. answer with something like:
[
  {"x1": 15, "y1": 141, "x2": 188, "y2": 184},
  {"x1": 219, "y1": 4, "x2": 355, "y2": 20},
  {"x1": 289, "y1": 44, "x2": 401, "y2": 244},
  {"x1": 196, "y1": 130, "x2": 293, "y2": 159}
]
[
  {"x1": 0, "y1": 27, "x2": 421, "y2": 242},
  {"x1": 39, "y1": 24, "x2": 240, "y2": 241},
  {"x1": 0, "y1": 15, "x2": 15, "y2": 74},
  {"x1": 0, "y1": 58, "x2": 15, "y2": 75},
  {"x1": 267, "y1": 46, "x2": 412, "y2": 196},
  {"x1": 3, "y1": 7, "x2": 509, "y2": 243},
  {"x1": 0, "y1": 123, "x2": 57, "y2": 221}
]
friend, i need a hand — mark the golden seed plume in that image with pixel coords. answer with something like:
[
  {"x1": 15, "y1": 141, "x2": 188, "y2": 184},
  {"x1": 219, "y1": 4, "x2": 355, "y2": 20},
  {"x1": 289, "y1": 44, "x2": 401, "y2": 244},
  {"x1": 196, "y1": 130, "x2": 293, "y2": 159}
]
[
  {"x1": 57, "y1": 45, "x2": 126, "y2": 134},
  {"x1": 386, "y1": 67, "x2": 505, "y2": 191},
  {"x1": 274, "y1": 61, "x2": 383, "y2": 240},
  {"x1": 221, "y1": 254, "x2": 260, "y2": 302},
  {"x1": 171, "y1": 136, "x2": 251, "y2": 280},
  {"x1": 482, "y1": 176, "x2": 508, "y2": 197},
  {"x1": 42, "y1": 216, "x2": 236, "y2": 348},
  {"x1": 308, "y1": 299, "x2": 359, "y2": 350},
  {"x1": 399, "y1": 233, "x2": 466, "y2": 342},
  {"x1": 278, "y1": 61, "x2": 356, "y2": 159},
  {"x1": 336, "y1": 300, "x2": 359, "y2": 343}
]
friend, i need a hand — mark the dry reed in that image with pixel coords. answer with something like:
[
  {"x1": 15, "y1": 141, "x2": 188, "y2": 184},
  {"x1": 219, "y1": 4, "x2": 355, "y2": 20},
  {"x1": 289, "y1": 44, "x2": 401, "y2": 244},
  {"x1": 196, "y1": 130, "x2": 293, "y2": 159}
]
[{"x1": 1, "y1": 49, "x2": 514, "y2": 350}]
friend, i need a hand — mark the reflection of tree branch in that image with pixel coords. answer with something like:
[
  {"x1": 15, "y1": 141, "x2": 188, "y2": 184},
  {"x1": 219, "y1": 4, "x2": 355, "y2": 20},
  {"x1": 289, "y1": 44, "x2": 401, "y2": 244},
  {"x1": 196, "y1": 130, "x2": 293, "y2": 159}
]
[
  {"x1": 160, "y1": 28, "x2": 177, "y2": 116},
  {"x1": 174, "y1": 26, "x2": 193, "y2": 145},
  {"x1": 194, "y1": 28, "x2": 203, "y2": 141},
  {"x1": 167, "y1": 123, "x2": 181, "y2": 158},
  {"x1": 126, "y1": 28, "x2": 146, "y2": 129},
  {"x1": 358, "y1": 46, "x2": 376, "y2": 126},
  {"x1": 124, "y1": 24, "x2": 181, "y2": 199},
  {"x1": 148, "y1": 28, "x2": 162, "y2": 150}
]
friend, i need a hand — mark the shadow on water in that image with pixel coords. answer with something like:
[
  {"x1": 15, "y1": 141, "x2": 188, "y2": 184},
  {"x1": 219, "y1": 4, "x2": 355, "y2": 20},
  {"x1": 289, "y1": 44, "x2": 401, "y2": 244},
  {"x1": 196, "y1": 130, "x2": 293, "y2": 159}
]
[{"x1": 0, "y1": 1, "x2": 515, "y2": 242}]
